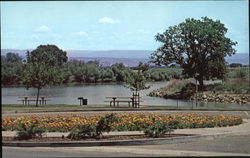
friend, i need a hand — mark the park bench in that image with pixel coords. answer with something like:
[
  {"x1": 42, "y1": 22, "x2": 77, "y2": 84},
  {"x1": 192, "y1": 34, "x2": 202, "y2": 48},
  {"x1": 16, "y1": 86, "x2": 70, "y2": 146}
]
[{"x1": 18, "y1": 96, "x2": 50, "y2": 105}]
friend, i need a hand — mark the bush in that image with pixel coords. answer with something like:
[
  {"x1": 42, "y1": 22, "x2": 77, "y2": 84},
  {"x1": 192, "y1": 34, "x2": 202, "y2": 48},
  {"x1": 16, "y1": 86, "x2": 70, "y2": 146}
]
[
  {"x1": 168, "y1": 119, "x2": 181, "y2": 129},
  {"x1": 226, "y1": 67, "x2": 249, "y2": 79},
  {"x1": 143, "y1": 121, "x2": 174, "y2": 138},
  {"x1": 212, "y1": 83, "x2": 250, "y2": 93},
  {"x1": 67, "y1": 124, "x2": 97, "y2": 140},
  {"x1": 96, "y1": 113, "x2": 119, "y2": 137},
  {"x1": 67, "y1": 113, "x2": 120, "y2": 140},
  {"x1": 14, "y1": 121, "x2": 45, "y2": 140}
]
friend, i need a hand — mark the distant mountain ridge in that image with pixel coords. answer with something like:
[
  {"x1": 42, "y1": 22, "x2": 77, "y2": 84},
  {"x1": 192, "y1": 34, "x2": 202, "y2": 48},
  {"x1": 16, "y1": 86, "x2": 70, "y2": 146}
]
[{"x1": 1, "y1": 49, "x2": 249, "y2": 66}]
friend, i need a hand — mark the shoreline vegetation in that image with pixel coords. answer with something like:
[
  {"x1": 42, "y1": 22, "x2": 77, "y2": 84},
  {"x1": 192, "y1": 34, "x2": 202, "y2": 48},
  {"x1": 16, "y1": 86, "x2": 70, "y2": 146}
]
[{"x1": 149, "y1": 77, "x2": 250, "y2": 105}]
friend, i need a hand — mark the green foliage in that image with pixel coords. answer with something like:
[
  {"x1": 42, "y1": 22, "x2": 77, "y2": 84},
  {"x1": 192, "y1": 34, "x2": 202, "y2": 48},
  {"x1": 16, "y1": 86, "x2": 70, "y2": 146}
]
[
  {"x1": 137, "y1": 62, "x2": 150, "y2": 72},
  {"x1": 67, "y1": 113, "x2": 119, "y2": 140},
  {"x1": 229, "y1": 63, "x2": 243, "y2": 67},
  {"x1": 1, "y1": 53, "x2": 23, "y2": 85},
  {"x1": 96, "y1": 113, "x2": 120, "y2": 137},
  {"x1": 14, "y1": 121, "x2": 45, "y2": 140},
  {"x1": 151, "y1": 17, "x2": 237, "y2": 89},
  {"x1": 23, "y1": 48, "x2": 67, "y2": 88},
  {"x1": 21, "y1": 45, "x2": 68, "y2": 106},
  {"x1": 143, "y1": 121, "x2": 174, "y2": 138},
  {"x1": 145, "y1": 68, "x2": 182, "y2": 81},
  {"x1": 67, "y1": 124, "x2": 97, "y2": 140},
  {"x1": 168, "y1": 120, "x2": 181, "y2": 129},
  {"x1": 27, "y1": 45, "x2": 67, "y2": 67},
  {"x1": 125, "y1": 63, "x2": 150, "y2": 94},
  {"x1": 226, "y1": 67, "x2": 249, "y2": 79},
  {"x1": 212, "y1": 83, "x2": 250, "y2": 93},
  {"x1": 111, "y1": 63, "x2": 130, "y2": 82},
  {"x1": 125, "y1": 71, "x2": 150, "y2": 92}
]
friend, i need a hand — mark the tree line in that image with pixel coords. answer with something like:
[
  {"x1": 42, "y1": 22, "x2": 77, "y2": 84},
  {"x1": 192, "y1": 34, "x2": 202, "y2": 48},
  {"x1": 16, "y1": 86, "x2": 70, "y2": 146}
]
[{"x1": 1, "y1": 52, "x2": 183, "y2": 86}]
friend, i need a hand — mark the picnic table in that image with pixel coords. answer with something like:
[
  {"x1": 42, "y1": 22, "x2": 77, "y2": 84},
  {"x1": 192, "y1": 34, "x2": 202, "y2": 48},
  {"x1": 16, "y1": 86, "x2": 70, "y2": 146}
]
[
  {"x1": 18, "y1": 96, "x2": 50, "y2": 105},
  {"x1": 105, "y1": 96, "x2": 142, "y2": 108}
]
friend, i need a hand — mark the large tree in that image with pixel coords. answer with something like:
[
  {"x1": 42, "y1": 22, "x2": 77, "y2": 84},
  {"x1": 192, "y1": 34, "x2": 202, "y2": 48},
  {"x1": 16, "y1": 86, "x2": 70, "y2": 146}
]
[
  {"x1": 21, "y1": 45, "x2": 68, "y2": 107},
  {"x1": 150, "y1": 17, "x2": 237, "y2": 90}
]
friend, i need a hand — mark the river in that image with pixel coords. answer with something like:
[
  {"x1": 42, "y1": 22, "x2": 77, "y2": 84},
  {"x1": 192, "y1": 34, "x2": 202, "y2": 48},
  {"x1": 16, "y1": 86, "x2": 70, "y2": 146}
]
[{"x1": 1, "y1": 82, "x2": 250, "y2": 110}]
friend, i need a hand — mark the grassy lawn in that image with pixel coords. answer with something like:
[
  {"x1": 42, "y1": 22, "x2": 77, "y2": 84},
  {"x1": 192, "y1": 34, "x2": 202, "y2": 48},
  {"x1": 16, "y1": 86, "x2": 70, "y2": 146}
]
[
  {"x1": 1, "y1": 104, "x2": 248, "y2": 112},
  {"x1": 2, "y1": 104, "x2": 110, "y2": 112}
]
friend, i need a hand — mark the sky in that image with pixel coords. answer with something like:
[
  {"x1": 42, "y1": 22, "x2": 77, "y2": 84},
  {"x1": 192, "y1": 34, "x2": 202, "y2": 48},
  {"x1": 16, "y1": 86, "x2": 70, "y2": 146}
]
[{"x1": 1, "y1": 1, "x2": 249, "y2": 54}]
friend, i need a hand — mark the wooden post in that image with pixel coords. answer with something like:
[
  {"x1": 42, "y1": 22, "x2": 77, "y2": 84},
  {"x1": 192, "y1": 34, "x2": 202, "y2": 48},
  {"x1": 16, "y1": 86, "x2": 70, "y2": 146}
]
[
  {"x1": 138, "y1": 93, "x2": 140, "y2": 108},
  {"x1": 131, "y1": 97, "x2": 134, "y2": 108},
  {"x1": 24, "y1": 97, "x2": 28, "y2": 105},
  {"x1": 196, "y1": 79, "x2": 198, "y2": 107},
  {"x1": 112, "y1": 97, "x2": 116, "y2": 107},
  {"x1": 132, "y1": 92, "x2": 135, "y2": 108}
]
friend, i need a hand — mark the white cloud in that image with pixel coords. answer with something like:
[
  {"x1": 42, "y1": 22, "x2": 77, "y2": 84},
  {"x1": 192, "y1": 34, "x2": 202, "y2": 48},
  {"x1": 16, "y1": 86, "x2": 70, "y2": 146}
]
[
  {"x1": 33, "y1": 25, "x2": 51, "y2": 32},
  {"x1": 76, "y1": 31, "x2": 88, "y2": 36},
  {"x1": 99, "y1": 17, "x2": 120, "y2": 24},
  {"x1": 31, "y1": 33, "x2": 61, "y2": 40}
]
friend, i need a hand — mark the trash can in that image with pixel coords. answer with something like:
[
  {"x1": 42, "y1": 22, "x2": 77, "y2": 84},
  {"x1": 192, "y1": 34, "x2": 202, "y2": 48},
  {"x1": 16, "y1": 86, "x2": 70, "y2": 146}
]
[
  {"x1": 83, "y1": 99, "x2": 88, "y2": 105},
  {"x1": 78, "y1": 97, "x2": 84, "y2": 105}
]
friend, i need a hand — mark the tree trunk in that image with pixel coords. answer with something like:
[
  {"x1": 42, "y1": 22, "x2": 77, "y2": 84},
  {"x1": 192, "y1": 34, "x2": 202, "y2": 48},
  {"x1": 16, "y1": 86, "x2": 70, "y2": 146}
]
[
  {"x1": 198, "y1": 79, "x2": 204, "y2": 92},
  {"x1": 36, "y1": 88, "x2": 40, "y2": 107}
]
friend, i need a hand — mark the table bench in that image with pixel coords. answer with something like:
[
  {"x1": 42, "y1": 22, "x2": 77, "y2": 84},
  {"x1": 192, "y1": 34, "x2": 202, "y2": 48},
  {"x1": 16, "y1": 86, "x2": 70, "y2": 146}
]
[
  {"x1": 105, "y1": 96, "x2": 142, "y2": 108},
  {"x1": 18, "y1": 96, "x2": 50, "y2": 105}
]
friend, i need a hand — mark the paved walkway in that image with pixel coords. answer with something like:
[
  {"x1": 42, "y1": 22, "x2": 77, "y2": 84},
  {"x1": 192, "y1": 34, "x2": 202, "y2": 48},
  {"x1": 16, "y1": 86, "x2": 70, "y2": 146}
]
[{"x1": 3, "y1": 119, "x2": 250, "y2": 138}]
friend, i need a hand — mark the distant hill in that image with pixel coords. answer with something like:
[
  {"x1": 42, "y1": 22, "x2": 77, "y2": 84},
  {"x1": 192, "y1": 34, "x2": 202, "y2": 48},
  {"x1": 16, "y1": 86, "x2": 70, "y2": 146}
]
[{"x1": 1, "y1": 49, "x2": 249, "y2": 66}]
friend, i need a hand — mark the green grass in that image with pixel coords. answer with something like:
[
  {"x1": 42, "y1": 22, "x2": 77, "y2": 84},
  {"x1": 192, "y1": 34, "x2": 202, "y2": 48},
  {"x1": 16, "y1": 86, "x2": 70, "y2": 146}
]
[
  {"x1": 2, "y1": 104, "x2": 248, "y2": 112},
  {"x1": 1, "y1": 104, "x2": 110, "y2": 112}
]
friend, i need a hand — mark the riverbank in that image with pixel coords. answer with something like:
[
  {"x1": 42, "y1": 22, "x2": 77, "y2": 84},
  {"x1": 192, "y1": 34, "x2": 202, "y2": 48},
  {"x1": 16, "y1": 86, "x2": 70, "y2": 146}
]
[{"x1": 148, "y1": 79, "x2": 250, "y2": 105}]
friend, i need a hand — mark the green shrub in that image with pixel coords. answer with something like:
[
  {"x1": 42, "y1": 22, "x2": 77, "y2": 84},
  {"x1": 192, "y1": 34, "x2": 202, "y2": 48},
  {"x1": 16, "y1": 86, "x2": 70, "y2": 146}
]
[
  {"x1": 143, "y1": 121, "x2": 174, "y2": 138},
  {"x1": 67, "y1": 124, "x2": 97, "y2": 140},
  {"x1": 14, "y1": 121, "x2": 45, "y2": 140},
  {"x1": 168, "y1": 119, "x2": 181, "y2": 129},
  {"x1": 96, "y1": 113, "x2": 120, "y2": 137},
  {"x1": 67, "y1": 113, "x2": 120, "y2": 140},
  {"x1": 226, "y1": 67, "x2": 249, "y2": 79},
  {"x1": 212, "y1": 83, "x2": 250, "y2": 93}
]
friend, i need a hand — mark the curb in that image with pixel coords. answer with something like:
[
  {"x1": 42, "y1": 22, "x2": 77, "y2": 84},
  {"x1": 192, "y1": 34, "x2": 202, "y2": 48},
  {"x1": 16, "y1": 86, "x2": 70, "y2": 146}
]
[
  {"x1": 2, "y1": 135, "x2": 204, "y2": 147},
  {"x1": 3, "y1": 131, "x2": 248, "y2": 147}
]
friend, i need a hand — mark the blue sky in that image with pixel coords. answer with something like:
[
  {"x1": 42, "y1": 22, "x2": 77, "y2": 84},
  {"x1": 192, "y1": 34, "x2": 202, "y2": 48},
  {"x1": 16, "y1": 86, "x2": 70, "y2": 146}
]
[{"x1": 1, "y1": 1, "x2": 249, "y2": 54}]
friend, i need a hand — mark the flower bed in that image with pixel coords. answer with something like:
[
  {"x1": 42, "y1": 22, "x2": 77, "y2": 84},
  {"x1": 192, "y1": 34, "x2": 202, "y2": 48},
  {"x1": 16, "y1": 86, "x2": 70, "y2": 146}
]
[{"x1": 2, "y1": 113, "x2": 243, "y2": 132}]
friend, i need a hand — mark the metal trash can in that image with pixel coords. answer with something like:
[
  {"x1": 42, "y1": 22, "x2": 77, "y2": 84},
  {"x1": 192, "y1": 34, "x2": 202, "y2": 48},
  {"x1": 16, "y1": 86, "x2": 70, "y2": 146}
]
[{"x1": 83, "y1": 99, "x2": 88, "y2": 105}]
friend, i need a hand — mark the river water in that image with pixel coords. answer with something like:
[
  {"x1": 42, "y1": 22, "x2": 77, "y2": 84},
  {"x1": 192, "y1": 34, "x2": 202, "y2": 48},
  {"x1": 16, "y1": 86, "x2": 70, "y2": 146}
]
[{"x1": 2, "y1": 82, "x2": 250, "y2": 110}]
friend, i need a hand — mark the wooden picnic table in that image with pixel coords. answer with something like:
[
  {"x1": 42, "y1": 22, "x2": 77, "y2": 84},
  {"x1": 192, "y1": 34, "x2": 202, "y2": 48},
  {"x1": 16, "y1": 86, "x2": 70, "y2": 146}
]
[
  {"x1": 105, "y1": 96, "x2": 142, "y2": 108},
  {"x1": 18, "y1": 96, "x2": 50, "y2": 105}
]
